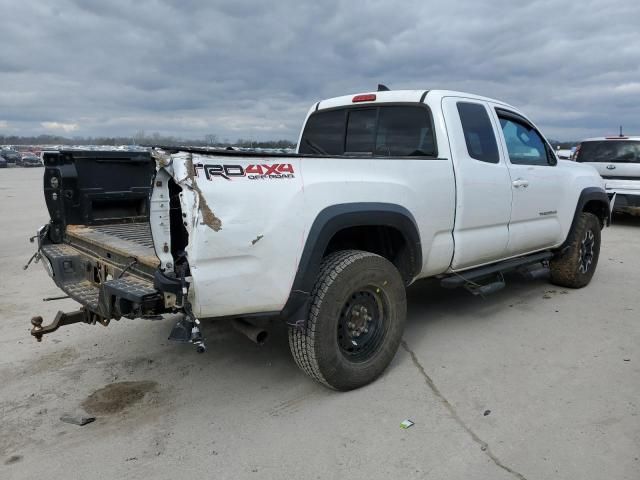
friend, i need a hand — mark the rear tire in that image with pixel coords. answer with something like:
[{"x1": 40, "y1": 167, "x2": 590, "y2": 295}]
[
  {"x1": 550, "y1": 212, "x2": 601, "y2": 288},
  {"x1": 288, "y1": 250, "x2": 406, "y2": 391}
]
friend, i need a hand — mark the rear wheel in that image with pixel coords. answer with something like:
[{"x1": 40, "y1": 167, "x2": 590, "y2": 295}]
[
  {"x1": 288, "y1": 250, "x2": 406, "y2": 390},
  {"x1": 550, "y1": 212, "x2": 601, "y2": 288}
]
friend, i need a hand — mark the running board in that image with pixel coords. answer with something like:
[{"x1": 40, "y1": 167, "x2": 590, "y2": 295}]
[
  {"x1": 465, "y1": 276, "x2": 506, "y2": 296},
  {"x1": 441, "y1": 251, "x2": 553, "y2": 289}
]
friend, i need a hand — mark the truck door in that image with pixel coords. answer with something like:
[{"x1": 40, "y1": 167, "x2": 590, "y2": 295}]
[
  {"x1": 442, "y1": 97, "x2": 513, "y2": 269},
  {"x1": 491, "y1": 107, "x2": 564, "y2": 255}
]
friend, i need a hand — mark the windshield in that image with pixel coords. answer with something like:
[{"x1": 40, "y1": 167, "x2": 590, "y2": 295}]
[{"x1": 576, "y1": 140, "x2": 640, "y2": 163}]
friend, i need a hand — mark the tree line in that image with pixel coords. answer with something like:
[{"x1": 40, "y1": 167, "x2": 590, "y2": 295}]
[{"x1": 0, "y1": 132, "x2": 296, "y2": 149}]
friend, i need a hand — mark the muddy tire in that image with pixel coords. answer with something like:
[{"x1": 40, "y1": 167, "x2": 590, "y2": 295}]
[
  {"x1": 550, "y1": 212, "x2": 601, "y2": 288},
  {"x1": 288, "y1": 250, "x2": 406, "y2": 391}
]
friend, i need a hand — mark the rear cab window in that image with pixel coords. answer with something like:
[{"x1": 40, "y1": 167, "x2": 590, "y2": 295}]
[
  {"x1": 299, "y1": 109, "x2": 344, "y2": 155},
  {"x1": 299, "y1": 104, "x2": 437, "y2": 157},
  {"x1": 345, "y1": 109, "x2": 376, "y2": 154},
  {"x1": 576, "y1": 140, "x2": 640, "y2": 163}
]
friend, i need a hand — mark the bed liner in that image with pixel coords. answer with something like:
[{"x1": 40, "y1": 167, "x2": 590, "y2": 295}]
[{"x1": 65, "y1": 222, "x2": 160, "y2": 270}]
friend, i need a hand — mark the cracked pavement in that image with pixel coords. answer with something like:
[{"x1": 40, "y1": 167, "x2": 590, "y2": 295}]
[{"x1": 1, "y1": 168, "x2": 639, "y2": 479}]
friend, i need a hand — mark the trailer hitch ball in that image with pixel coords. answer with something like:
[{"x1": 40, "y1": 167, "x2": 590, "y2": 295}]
[
  {"x1": 31, "y1": 316, "x2": 44, "y2": 342},
  {"x1": 29, "y1": 309, "x2": 90, "y2": 341}
]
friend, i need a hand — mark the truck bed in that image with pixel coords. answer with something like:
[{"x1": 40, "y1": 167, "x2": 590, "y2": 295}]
[{"x1": 66, "y1": 222, "x2": 160, "y2": 270}]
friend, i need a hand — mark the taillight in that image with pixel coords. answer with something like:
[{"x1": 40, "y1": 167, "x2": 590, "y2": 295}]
[
  {"x1": 573, "y1": 144, "x2": 581, "y2": 161},
  {"x1": 352, "y1": 94, "x2": 376, "y2": 103}
]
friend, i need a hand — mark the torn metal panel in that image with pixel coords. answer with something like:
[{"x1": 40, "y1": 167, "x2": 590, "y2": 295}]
[
  {"x1": 151, "y1": 148, "x2": 173, "y2": 170},
  {"x1": 180, "y1": 153, "x2": 222, "y2": 232}
]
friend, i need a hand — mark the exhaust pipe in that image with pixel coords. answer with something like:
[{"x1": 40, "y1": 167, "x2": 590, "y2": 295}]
[{"x1": 231, "y1": 318, "x2": 268, "y2": 345}]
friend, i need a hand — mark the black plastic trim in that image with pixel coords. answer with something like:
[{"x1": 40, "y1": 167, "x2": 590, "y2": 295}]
[
  {"x1": 602, "y1": 175, "x2": 640, "y2": 181},
  {"x1": 153, "y1": 270, "x2": 184, "y2": 303},
  {"x1": 279, "y1": 202, "x2": 422, "y2": 321},
  {"x1": 156, "y1": 145, "x2": 446, "y2": 161},
  {"x1": 561, "y1": 187, "x2": 610, "y2": 248},
  {"x1": 495, "y1": 108, "x2": 534, "y2": 128},
  {"x1": 419, "y1": 90, "x2": 429, "y2": 103},
  {"x1": 441, "y1": 251, "x2": 553, "y2": 288}
]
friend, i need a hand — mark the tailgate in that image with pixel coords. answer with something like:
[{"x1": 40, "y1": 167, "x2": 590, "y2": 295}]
[{"x1": 43, "y1": 150, "x2": 156, "y2": 243}]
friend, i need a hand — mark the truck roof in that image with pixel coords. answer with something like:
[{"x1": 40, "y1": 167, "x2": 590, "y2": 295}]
[{"x1": 316, "y1": 89, "x2": 516, "y2": 111}]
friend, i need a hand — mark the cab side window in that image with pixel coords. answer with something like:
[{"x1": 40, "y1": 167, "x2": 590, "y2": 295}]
[
  {"x1": 457, "y1": 102, "x2": 499, "y2": 163},
  {"x1": 498, "y1": 115, "x2": 553, "y2": 166}
]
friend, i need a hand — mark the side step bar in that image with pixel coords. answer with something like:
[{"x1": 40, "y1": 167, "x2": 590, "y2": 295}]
[{"x1": 440, "y1": 251, "x2": 553, "y2": 289}]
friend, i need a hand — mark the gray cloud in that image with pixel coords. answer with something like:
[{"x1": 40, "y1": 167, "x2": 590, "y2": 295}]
[{"x1": 1, "y1": 0, "x2": 639, "y2": 141}]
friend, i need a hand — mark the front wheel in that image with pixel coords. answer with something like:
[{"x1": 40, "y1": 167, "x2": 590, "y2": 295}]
[
  {"x1": 288, "y1": 250, "x2": 406, "y2": 391},
  {"x1": 550, "y1": 212, "x2": 601, "y2": 288}
]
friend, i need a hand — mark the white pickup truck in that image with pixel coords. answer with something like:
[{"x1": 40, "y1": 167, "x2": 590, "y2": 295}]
[
  {"x1": 31, "y1": 88, "x2": 610, "y2": 390},
  {"x1": 574, "y1": 135, "x2": 640, "y2": 214}
]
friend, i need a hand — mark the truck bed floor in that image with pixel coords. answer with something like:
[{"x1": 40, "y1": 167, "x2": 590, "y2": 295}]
[{"x1": 65, "y1": 222, "x2": 159, "y2": 269}]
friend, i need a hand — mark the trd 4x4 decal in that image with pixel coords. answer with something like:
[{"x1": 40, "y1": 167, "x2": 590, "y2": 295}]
[{"x1": 194, "y1": 163, "x2": 295, "y2": 181}]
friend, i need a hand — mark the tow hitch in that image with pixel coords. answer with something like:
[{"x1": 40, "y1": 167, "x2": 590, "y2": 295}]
[{"x1": 30, "y1": 309, "x2": 94, "y2": 342}]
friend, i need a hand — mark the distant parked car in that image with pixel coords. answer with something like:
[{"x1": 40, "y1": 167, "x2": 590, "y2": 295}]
[
  {"x1": 575, "y1": 136, "x2": 640, "y2": 214},
  {"x1": 20, "y1": 153, "x2": 42, "y2": 167},
  {"x1": 555, "y1": 148, "x2": 573, "y2": 160},
  {"x1": 20, "y1": 153, "x2": 44, "y2": 168},
  {"x1": 0, "y1": 156, "x2": 7, "y2": 168},
  {"x1": 1, "y1": 149, "x2": 21, "y2": 164}
]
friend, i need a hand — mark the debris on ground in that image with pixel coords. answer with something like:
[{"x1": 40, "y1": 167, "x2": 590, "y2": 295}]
[
  {"x1": 400, "y1": 419, "x2": 415, "y2": 429},
  {"x1": 483, "y1": 409, "x2": 491, "y2": 416},
  {"x1": 4, "y1": 455, "x2": 23, "y2": 465},
  {"x1": 60, "y1": 414, "x2": 96, "y2": 426}
]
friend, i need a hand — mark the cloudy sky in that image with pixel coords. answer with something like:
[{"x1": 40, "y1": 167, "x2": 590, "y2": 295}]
[{"x1": 1, "y1": 0, "x2": 639, "y2": 141}]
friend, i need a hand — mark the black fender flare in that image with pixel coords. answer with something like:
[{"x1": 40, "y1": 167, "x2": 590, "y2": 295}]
[
  {"x1": 560, "y1": 186, "x2": 610, "y2": 250},
  {"x1": 280, "y1": 202, "x2": 422, "y2": 323}
]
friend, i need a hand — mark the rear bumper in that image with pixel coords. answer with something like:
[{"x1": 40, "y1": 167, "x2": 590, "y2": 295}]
[
  {"x1": 40, "y1": 242, "x2": 165, "y2": 320},
  {"x1": 604, "y1": 180, "x2": 640, "y2": 210},
  {"x1": 612, "y1": 194, "x2": 640, "y2": 209}
]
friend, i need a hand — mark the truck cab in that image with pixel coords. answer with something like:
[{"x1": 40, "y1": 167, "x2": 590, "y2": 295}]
[{"x1": 299, "y1": 90, "x2": 606, "y2": 270}]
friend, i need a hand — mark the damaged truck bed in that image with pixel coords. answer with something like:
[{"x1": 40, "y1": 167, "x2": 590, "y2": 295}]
[
  {"x1": 31, "y1": 151, "x2": 166, "y2": 339},
  {"x1": 31, "y1": 147, "x2": 296, "y2": 349}
]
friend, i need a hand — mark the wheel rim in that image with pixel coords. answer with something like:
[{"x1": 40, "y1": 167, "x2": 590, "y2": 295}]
[
  {"x1": 578, "y1": 229, "x2": 595, "y2": 274},
  {"x1": 337, "y1": 286, "x2": 388, "y2": 362}
]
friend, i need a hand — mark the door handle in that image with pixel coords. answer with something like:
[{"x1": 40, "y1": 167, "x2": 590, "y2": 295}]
[{"x1": 512, "y1": 179, "x2": 529, "y2": 188}]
